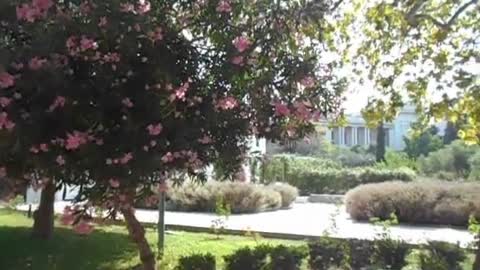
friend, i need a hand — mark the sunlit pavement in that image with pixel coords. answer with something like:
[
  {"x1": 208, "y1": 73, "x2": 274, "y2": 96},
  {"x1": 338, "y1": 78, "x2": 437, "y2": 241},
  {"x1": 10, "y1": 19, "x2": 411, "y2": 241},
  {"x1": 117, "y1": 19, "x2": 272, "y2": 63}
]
[{"x1": 17, "y1": 202, "x2": 474, "y2": 247}]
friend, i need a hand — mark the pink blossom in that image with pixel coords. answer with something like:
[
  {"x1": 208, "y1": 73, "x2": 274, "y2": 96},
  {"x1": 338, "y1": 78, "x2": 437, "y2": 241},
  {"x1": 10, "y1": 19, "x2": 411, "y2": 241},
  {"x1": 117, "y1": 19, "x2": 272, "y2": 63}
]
[
  {"x1": 147, "y1": 123, "x2": 162, "y2": 136},
  {"x1": 300, "y1": 76, "x2": 315, "y2": 88},
  {"x1": 274, "y1": 102, "x2": 290, "y2": 116},
  {"x1": 109, "y1": 178, "x2": 120, "y2": 188},
  {"x1": 80, "y1": 37, "x2": 98, "y2": 51},
  {"x1": 217, "y1": 96, "x2": 238, "y2": 110},
  {"x1": 96, "y1": 138, "x2": 104, "y2": 145},
  {"x1": 231, "y1": 55, "x2": 244, "y2": 66},
  {"x1": 122, "y1": 98, "x2": 134, "y2": 108},
  {"x1": 16, "y1": 4, "x2": 40, "y2": 22},
  {"x1": 233, "y1": 36, "x2": 251, "y2": 53},
  {"x1": 56, "y1": 155, "x2": 66, "y2": 166},
  {"x1": 148, "y1": 27, "x2": 163, "y2": 42},
  {"x1": 137, "y1": 0, "x2": 151, "y2": 14},
  {"x1": 0, "y1": 97, "x2": 12, "y2": 108},
  {"x1": 0, "y1": 72, "x2": 15, "y2": 89},
  {"x1": 32, "y1": 0, "x2": 53, "y2": 11},
  {"x1": 198, "y1": 135, "x2": 213, "y2": 144},
  {"x1": 98, "y1": 17, "x2": 108, "y2": 27},
  {"x1": 65, "y1": 131, "x2": 88, "y2": 150},
  {"x1": 28, "y1": 57, "x2": 47, "y2": 70},
  {"x1": 293, "y1": 101, "x2": 310, "y2": 121},
  {"x1": 134, "y1": 23, "x2": 142, "y2": 32},
  {"x1": 161, "y1": 152, "x2": 174, "y2": 163},
  {"x1": 120, "y1": 3, "x2": 135, "y2": 13},
  {"x1": 106, "y1": 158, "x2": 113, "y2": 165},
  {"x1": 73, "y1": 221, "x2": 94, "y2": 235},
  {"x1": 61, "y1": 207, "x2": 75, "y2": 225},
  {"x1": 48, "y1": 96, "x2": 66, "y2": 112},
  {"x1": 0, "y1": 112, "x2": 15, "y2": 131},
  {"x1": 216, "y1": 0, "x2": 232, "y2": 13},
  {"x1": 0, "y1": 167, "x2": 7, "y2": 178},
  {"x1": 143, "y1": 146, "x2": 149, "y2": 151},
  {"x1": 287, "y1": 128, "x2": 296, "y2": 137},
  {"x1": 172, "y1": 82, "x2": 189, "y2": 101},
  {"x1": 39, "y1": 143, "x2": 49, "y2": 152},
  {"x1": 103, "y1": 52, "x2": 121, "y2": 63},
  {"x1": 150, "y1": 140, "x2": 157, "y2": 147},
  {"x1": 119, "y1": 152, "x2": 133, "y2": 164}
]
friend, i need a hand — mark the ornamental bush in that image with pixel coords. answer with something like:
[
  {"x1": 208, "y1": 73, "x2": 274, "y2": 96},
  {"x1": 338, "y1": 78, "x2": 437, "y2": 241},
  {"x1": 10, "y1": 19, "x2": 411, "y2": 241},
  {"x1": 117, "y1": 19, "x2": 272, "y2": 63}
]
[
  {"x1": 269, "y1": 167, "x2": 415, "y2": 195},
  {"x1": 345, "y1": 181, "x2": 480, "y2": 226},
  {"x1": 417, "y1": 241, "x2": 466, "y2": 270},
  {"x1": 177, "y1": 254, "x2": 216, "y2": 270},
  {"x1": 308, "y1": 238, "x2": 350, "y2": 270},
  {"x1": 152, "y1": 181, "x2": 297, "y2": 213},
  {"x1": 224, "y1": 245, "x2": 271, "y2": 270}
]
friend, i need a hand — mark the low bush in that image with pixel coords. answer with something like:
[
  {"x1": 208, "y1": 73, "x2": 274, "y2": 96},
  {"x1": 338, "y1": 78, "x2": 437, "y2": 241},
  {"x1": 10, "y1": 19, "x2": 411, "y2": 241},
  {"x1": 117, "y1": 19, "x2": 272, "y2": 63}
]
[
  {"x1": 417, "y1": 241, "x2": 466, "y2": 270},
  {"x1": 224, "y1": 245, "x2": 270, "y2": 270},
  {"x1": 279, "y1": 167, "x2": 415, "y2": 195},
  {"x1": 371, "y1": 238, "x2": 410, "y2": 270},
  {"x1": 268, "y1": 183, "x2": 298, "y2": 208},
  {"x1": 177, "y1": 254, "x2": 216, "y2": 270},
  {"x1": 165, "y1": 181, "x2": 291, "y2": 214},
  {"x1": 308, "y1": 238, "x2": 350, "y2": 270},
  {"x1": 345, "y1": 181, "x2": 480, "y2": 226},
  {"x1": 268, "y1": 245, "x2": 307, "y2": 270}
]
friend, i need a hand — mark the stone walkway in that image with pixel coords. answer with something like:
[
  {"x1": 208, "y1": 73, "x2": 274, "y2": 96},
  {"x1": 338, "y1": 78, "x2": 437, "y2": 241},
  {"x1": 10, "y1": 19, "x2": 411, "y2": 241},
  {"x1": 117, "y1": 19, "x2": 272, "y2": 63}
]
[{"x1": 17, "y1": 202, "x2": 474, "y2": 247}]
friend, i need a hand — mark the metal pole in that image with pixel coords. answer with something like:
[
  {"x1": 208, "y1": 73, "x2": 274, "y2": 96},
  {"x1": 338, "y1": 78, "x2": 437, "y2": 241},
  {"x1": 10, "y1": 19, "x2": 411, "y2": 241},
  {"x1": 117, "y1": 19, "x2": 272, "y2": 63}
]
[{"x1": 157, "y1": 190, "x2": 166, "y2": 258}]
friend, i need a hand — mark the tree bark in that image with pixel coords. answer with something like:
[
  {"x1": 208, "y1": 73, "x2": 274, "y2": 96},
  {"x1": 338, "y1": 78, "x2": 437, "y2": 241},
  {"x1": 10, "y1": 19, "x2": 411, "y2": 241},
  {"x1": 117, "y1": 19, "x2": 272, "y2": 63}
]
[
  {"x1": 121, "y1": 207, "x2": 156, "y2": 270},
  {"x1": 32, "y1": 180, "x2": 56, "y2": 239},
  {"x1": 474, "y1": 237, "x2": 480, "y2": 270},
  {"x1": 376, "y1": 122, "x2": 386, "y2": 162}
]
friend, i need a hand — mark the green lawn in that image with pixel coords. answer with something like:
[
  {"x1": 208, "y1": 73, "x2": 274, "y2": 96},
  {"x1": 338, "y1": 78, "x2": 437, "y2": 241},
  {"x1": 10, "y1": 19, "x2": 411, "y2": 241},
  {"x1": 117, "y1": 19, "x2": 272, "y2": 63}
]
[
  {"x1": 0, "y1": 209, "x2": 301, "y2": 270},
  {"x1": 0, "y1": 209, "x2": 475, "y2": 270}
]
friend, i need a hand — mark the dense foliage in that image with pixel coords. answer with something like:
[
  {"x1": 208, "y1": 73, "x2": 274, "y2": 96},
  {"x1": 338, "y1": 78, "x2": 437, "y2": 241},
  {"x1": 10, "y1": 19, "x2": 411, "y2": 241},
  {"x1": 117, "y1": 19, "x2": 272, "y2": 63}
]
[
  {"x1": 263, "y1": 160, "x2": 415, "y2": 195},
  {"x1": 177, "y1": 253, "x2": 216, "y2": 270},
  {"x1": 345, "y1": 181, "x2": 480, "y2": 226},
  {"x1": 404, "y1": 126, "x2": 444, "y2": 159}
]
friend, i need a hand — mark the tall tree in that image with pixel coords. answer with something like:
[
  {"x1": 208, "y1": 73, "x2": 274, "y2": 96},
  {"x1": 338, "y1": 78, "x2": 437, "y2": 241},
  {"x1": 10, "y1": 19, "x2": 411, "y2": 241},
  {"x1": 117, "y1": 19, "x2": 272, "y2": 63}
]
[
  {"x1": 376, "y1": 122, "x2": 386, "y2": 162},
  {"x1": 0, "y1": 0, "x2": 343, "y2": 269}
]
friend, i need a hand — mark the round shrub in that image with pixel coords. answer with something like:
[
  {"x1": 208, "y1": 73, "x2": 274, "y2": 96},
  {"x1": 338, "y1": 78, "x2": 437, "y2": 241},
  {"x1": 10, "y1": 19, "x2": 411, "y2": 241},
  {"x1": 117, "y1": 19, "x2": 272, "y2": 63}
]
[
  {"x1": 268, "y1": 183, "x2": 299, "y2": 208},
  {"x1": 177, "y1": 254, "x2": 216, "y2": 270},
  {"x1": 418, "y1": 241, "x2": 466, "y2": 270},
  {"x1": 371, "y1": 239, "x2": 410, "y2": 270},
  {"x1": 224, "y1": 245, "x2": 271, "y2": 270},
  {"x1": 345, "y1": 181, "x2": 480, "y2": 226},
  {"x1": 308, "y1": 238, "x2": 350, "y2": 270},
  {"x1": 164, "y1": 181, "x2": 286, "y2": 214}
]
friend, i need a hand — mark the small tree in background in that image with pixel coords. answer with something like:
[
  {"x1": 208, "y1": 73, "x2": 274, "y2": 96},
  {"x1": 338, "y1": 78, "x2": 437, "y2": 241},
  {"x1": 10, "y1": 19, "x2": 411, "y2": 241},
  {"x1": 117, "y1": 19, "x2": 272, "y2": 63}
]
[
  {"x1": 0, "y1": 0, "x2": 343, "y2": 269},
  {"x1": 404, "y1": 125, "x2": 444, "y2": 159}
]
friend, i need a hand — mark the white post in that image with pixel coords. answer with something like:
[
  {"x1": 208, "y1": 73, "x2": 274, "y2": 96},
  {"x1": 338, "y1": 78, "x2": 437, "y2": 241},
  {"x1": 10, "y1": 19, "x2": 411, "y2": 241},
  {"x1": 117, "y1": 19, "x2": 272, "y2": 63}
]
[{"x1": 353, "y1": 127, "x2": 357, "y2": 145}]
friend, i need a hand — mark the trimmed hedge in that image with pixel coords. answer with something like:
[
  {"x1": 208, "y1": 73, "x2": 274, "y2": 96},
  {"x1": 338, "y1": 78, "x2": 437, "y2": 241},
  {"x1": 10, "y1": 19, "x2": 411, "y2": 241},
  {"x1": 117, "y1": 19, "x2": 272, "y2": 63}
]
[
  {"x1": 272, "y1": 167, "x2": 415, "y2": 195},
  {"x1": 165, "y1": 181, "x2": 297, "y2": 214},
  {"x1": 177, "y1": 254, "x2": 216, "y2": 270},
  {"x1": 223, "y1": 245, "x2": 307, "y2": 270},
  {"x1": 345, "y1": 181, "x2": 480, "y2": 226}
]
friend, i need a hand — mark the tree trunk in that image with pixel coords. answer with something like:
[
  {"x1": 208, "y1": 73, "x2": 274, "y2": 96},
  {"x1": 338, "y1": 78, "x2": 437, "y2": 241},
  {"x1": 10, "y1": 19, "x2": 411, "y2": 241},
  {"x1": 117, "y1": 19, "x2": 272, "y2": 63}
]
[
  {"x1": 474, "y1": 237, "x2": 480, "y2": 270},
  {"x1": 121, "y1": 207, "x2": 156, "y2": 270},
  {"x1": 32, "y1": 180, "x2": 56, "y2": 239},
  {"x1": 376, "y1": 122, "x2": 386, "y2": 162}
]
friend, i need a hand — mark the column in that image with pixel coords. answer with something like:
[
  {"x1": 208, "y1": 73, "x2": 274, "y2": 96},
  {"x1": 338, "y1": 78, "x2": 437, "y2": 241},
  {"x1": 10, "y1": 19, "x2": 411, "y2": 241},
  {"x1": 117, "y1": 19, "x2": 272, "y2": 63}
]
[
  {"x1": 366, "y1": 127, "x2": 370, "y2": 145},
  {"x1": 340, "y1": 127, "x2": 344, "y2": 145},
  {"x1": 353, "y1": 127, "x2": 357, "y2": 145}
]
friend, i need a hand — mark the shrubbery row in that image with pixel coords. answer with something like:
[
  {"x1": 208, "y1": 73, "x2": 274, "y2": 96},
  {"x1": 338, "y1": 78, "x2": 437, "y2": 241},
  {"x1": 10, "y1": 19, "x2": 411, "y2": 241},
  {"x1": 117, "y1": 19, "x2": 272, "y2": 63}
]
[
  {"x1": 138, "y1": 181, "x2": 298, "y2": 214},
  {"x1": 177, "y1": 239, "x2": 466, "y2": 270},
  {"x1": 345, "y1": 181, "x2": 480, "y2": 226}
]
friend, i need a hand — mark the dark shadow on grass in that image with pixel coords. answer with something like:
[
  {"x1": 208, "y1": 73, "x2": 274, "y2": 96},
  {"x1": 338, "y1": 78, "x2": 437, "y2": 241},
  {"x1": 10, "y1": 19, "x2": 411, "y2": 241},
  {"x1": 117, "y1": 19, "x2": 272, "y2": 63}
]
[{"x1": 0, "y1": 226, "x2": 138, "y2": 270}]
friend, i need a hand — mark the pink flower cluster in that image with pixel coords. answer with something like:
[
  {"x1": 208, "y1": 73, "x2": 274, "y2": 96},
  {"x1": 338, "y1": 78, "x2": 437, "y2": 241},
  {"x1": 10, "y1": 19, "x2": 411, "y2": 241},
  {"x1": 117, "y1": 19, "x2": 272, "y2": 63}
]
[
  {"x1": 147, "y1": 123, "x2": 162, "y2": 136},
  {"x1": 16, "y1": 0, "x2": 53, "y2": 22},
  {"x1": 61, "y1": 206, "x2": 76, "y2": 226},
  {"x1": 216, "y1": 96, "x2": 238, "y2": 110},
  {"x1": 30, "y1": 143, "x2": 49, "y2": 154},
  {"x1": 109, "y1": 178, "x2": 120, "y2": 188},
  {"x1": 161, "y1": 150, "x2": 202, "y2": 168},
  {"x1": 66, "y1": 36, "x2": 98, "y2": 56},
  {"x1": 122, "y1": 97, "x2": 134, "y2": 108},
  {"x1": 0, "y1": 72, "x2": 15, "y2": 89},
  {"x1": 198, "y1": 134, "x2": 213, "y2": 144},
  {"x1": 170, "y1": 82, "x2": 189, "y2": 102},
  {"x1": 0, "y1": 112, "x2": 15, "y2": 131},
  {"x1": 216, "y1": 0, "x2": 232, "y2": 13},
  {"x1": 56, "y1": 155, "x2": 65, "y2": 165},
  {"x1": 0, "y1": 97, "x2": 12, "y2": 108},
  {"x1": 29, "y1": 57, "x2": 47, "y2": 70},
  {"x1": 233, "y1": 36, "x2": 251, "y2": 53},
  {"x1": 300, "y1": 76, "x2": 315, "y2": 88},
  {"x1": 106, "y1": 152, "x2": 133, "y2": 165},
  {"x1": 74, "y1": 220, "x2": 94, "y2": 235},
  {"x1": 65, "y1": 131, "x2": 89, "y2": 150},
  {"x1": 293, "y1": 101, "x2": 312, "y2": 121},
  {"x1": 274, "y1": 102, "x2": 290, "y2": 117}
]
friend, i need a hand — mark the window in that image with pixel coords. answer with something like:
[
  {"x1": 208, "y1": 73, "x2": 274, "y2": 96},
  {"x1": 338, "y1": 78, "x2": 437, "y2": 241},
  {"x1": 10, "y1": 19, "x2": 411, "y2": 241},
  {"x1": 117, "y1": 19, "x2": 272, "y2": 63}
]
[
  {"x1": 369, "y1": 128, "x2": 378, "y2": 145},
  {"x1": 384, "y1": 128, "x2": 390, "y2": 147}
]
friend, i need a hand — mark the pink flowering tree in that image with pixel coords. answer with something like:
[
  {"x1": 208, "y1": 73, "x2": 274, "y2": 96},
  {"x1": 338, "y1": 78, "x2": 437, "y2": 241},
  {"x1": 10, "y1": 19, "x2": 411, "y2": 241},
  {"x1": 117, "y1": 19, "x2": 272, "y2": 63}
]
[{"x1": 0, "y1": 0, "x2": 343, "y2": 269}]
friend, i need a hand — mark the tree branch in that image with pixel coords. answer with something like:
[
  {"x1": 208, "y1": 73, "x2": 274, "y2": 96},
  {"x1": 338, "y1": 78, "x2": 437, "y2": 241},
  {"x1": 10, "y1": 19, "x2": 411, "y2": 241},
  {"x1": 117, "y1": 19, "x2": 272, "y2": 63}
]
[
  {"x1": 330, "y1": 0, "x2": 344, "y2": 12},
  {"x1": 414, "y1": 0, "x2": 479, "y2": 29}
]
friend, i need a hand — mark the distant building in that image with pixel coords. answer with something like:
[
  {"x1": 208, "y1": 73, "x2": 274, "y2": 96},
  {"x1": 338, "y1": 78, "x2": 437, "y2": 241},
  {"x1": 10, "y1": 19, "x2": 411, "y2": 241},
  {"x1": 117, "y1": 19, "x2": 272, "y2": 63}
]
[{"x1": 324, "y1": 104, "x2": 417, "y2": 150}]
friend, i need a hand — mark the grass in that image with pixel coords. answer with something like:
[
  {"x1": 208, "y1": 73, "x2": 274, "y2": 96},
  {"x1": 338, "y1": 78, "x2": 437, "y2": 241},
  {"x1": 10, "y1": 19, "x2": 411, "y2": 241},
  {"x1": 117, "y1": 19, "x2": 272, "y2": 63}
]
[
  {"x1": 0, "y1": 208, "x2": 476, "y2": 270},
  {"x1": 0, "y1": 209, "x2": 300, "y2": 270}
]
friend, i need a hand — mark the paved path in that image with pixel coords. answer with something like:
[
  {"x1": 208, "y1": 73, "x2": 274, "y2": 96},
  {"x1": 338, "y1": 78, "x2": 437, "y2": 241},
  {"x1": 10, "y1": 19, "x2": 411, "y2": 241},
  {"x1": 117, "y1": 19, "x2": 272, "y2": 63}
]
[{"x1": 17, "y1": 202, "x2": 474, "y2": 247}]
